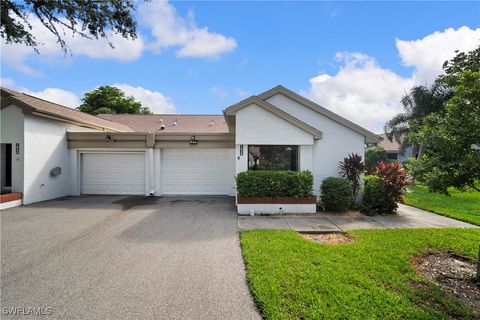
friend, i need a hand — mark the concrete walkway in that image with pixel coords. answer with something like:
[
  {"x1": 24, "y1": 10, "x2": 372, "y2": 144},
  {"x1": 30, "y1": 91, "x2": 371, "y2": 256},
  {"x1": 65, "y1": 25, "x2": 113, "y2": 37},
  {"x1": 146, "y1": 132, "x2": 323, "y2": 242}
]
[{"x1": 238, "y1": 203, "x2": 477, "y2": 232}]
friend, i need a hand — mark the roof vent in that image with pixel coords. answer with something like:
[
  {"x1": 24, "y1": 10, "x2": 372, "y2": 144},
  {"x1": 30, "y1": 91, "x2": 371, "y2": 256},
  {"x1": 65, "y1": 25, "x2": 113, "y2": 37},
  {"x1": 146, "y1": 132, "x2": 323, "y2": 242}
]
[
  {"x1": 172, "y1": 118, "x2": 177, "y2": 126},
  {"x1": 159, "y1": 119, "x2": 165, "y2": 130},
  {"x1": 209, "y1": 120, "x2": 214, "y2": 127}
]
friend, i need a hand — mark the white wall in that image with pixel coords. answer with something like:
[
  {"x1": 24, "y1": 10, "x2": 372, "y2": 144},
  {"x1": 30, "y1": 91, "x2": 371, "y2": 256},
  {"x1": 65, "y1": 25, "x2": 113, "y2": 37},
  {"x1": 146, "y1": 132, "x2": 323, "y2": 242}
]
[
  {"x1": 0, "y1": 105, "x2": 24, "y2": 195},
  {"x1": 234, "y1": 103, "x2": 315, "y2": 181},
  {"x1": 265, "y1": 93, "x2": 365, "y2": 195},
  {"x1": 235, "y1": 104, "x2": 314, "y2": 145},
  {"x1": 22, "y1": 115, "x2": 74, "y2": 204}
]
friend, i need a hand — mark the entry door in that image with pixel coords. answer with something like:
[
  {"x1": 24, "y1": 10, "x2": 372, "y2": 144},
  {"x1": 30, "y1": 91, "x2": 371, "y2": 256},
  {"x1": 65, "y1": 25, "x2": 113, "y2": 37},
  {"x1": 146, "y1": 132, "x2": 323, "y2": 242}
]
[
  {"x1": 81, "y1": 152, "x2": 145, "y2": 195},
  {"x1": 161, "y1": 148, "x2": 233, "y2": 195}
]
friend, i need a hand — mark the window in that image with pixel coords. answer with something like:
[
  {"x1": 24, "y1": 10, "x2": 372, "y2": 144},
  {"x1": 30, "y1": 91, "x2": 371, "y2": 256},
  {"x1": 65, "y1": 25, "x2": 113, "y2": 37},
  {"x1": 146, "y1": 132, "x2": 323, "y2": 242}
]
[
  {"x1": 387, "y1": 153, "x2": 398, "y2": 160},
  {"x1": 248, "y1": 145, "x2": 298, "y2": 171}
]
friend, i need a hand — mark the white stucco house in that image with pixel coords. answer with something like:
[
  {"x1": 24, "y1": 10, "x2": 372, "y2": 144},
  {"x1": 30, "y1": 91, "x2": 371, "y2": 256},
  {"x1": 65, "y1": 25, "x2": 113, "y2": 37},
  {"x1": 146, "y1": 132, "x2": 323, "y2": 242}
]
[{"x1": 1, "y1": 85, "x2": 379, "y2": 210}]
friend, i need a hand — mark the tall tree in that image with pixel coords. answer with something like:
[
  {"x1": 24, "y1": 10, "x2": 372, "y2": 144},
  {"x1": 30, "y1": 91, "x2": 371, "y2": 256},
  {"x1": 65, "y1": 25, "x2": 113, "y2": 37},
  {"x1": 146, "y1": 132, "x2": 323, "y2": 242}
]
[
  {"x1": 384, "y1": 83, "x2": 451, "y2": 159},
  {"x1": 409, "y1": 47, "x2": 480, "y2": 193},
  {"x1": 78, "y1": 86, "x2": 152, "y2": 115},
  {"x1": 1, "y1": 0, "x2": 137, "y2": 53}
]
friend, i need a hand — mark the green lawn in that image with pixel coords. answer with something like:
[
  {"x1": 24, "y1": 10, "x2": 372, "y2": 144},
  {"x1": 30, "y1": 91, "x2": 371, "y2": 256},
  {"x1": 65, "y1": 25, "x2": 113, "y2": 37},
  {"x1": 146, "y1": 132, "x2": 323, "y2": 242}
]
[
  {"x1": 240, "y1": 229, "x2": 480, "y2": 320},
  {"x1": 404, "y1": 185, "x2": 480, "y2": 226}
]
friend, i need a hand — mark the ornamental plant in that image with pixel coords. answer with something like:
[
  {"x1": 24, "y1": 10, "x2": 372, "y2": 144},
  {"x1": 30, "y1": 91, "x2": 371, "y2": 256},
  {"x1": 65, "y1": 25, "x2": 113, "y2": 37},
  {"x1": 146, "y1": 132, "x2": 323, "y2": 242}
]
[
  {"x1": 375, "y1": 161, "x2": 409, "y2": 212},
  {"x1": 338, "y1": 153, "x2": 366, "y2": 201}
]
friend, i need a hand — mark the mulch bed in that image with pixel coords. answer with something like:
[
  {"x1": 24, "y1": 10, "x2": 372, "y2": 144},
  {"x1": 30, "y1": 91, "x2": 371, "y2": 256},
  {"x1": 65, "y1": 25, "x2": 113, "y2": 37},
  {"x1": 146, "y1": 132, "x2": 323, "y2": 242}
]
[
  {"x1": 301, "y1": 232, "x2": 353, "y2": 244},
  {"x1": 413, "y1": 252, "x2": 480, "y2": 312}
]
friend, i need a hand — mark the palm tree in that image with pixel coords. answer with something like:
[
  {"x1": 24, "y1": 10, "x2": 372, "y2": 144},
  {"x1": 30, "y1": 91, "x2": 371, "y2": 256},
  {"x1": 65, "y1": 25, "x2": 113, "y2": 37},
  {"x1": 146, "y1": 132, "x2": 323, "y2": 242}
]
[{"x1": 384, "y1": 83, "x2": 451, "y2": 159}]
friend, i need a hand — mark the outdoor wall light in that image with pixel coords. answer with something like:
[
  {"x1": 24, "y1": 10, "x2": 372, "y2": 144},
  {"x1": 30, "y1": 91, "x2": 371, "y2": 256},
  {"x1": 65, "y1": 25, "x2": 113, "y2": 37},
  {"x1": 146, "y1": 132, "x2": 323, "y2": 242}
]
[
  {"x1": 105, "y1": 135, "x2": 115, "y2": 143},
  {"x1": 190, "y1": 135, "x2": 198, "y2": 145}
]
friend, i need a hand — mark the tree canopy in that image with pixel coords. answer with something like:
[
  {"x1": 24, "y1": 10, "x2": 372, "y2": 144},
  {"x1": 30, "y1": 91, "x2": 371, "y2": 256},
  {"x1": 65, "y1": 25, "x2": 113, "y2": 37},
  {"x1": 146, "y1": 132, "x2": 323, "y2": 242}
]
[
  {"x1": 1, "y1": 0, "x2": 137, "y2": 53},
  {"x1": 384, "y1": 83, "x2": 451, "y2": 159},
  {"x1": 78, "y1": 86, "x2": 152, "y2": 115},
  {"x1": 405, "y1": 47, "x2": 480, "y2": 193}
]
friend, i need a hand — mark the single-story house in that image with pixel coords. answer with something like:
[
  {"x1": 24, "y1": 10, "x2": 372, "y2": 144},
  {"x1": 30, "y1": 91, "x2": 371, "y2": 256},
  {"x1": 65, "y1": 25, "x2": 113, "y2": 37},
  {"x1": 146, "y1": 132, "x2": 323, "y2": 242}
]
[
  {"x1": 1, "y1": 85, "x2": 379, "y2": 209},
  {"x1": 377, "y1": 133, "x2": 415, "y2": 163}
]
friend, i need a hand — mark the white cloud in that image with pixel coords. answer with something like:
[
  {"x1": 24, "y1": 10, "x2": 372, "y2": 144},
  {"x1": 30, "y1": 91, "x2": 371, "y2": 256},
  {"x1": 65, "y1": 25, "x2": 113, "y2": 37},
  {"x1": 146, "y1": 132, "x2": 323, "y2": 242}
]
[
  {"x1": 1, "y1": 78, "x2": 81, "y2": 108},
  {"x1": 305, "y1": 26, "x2": 480, "y2": 132},
  {"x1": 2, "y1": 79, "x2": 174, "y2": 113},
  {"x1": 140, "y1": 1, "x2": 237, "y2": 58},
  {"x1": 396, "y1": 26, "x2": 480, "y2": 84},
  {"x1": 2, "y1": 17, "x2": 144, "y2": 75},
  {"x1": 112, "y1": 84, "x2": 176, "y2": 114},
  {"x1": 306, "y1": 52, "x2": 413, "y2": 133},
  {"x1": 211, "y1": 86, "x2": 228, "y2": 99},
  {"x1": 29, "y1": 87, "x2": 81, "y2": 108}
]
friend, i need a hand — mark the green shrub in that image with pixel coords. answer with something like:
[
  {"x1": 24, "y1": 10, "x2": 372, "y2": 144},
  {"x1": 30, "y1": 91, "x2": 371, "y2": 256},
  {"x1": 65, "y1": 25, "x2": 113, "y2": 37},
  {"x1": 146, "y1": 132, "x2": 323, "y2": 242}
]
[
  {"x1": 320, "y1": 177, "x2": 353, "y2": 211},
  {"x1": 361, "y1": 175, "x2": 388, "y2": 216},
  {"x1": 365, "y1": 146, "x2": 388, "y2": 174},
  {"x1": 236, "y1": 170, "x2": 313, "y2": 198}
]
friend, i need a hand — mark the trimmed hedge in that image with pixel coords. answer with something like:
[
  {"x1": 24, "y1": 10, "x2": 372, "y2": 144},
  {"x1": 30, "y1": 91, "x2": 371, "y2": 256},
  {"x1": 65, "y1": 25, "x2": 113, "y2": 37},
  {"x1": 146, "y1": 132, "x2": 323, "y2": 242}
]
[
  {"x1": 320, "y1": 177, "x2": 353, "y2": 211},
  {"x1": 236, "y1": 170, "x2": 313, "y2": 198},
  {"x1": 361, "y1": 175, "x2": 389, "y2": 216}
]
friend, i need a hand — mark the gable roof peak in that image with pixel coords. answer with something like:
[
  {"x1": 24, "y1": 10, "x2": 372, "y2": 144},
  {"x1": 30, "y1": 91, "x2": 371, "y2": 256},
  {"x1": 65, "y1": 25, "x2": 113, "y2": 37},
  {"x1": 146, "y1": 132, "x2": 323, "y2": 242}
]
[{"x1": 257, "y1": 85, "x2": 380, "y2": 143}]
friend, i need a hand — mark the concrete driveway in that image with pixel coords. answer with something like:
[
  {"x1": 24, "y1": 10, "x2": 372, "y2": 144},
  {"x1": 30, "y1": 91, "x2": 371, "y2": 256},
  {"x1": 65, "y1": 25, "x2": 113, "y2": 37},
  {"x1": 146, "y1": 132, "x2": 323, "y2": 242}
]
[{"x1": 1, "y1": 196, "x2": 261, "y2": 320}]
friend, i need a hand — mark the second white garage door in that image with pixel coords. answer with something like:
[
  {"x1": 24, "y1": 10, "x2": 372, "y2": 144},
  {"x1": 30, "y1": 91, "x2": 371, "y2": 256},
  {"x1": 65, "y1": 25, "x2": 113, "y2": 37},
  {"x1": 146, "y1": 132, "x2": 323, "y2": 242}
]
[
  {"x1": 81, "y1": 152, "x2": 146, "y2": 195},
  {"x1": 161, "y1": 148, "x2": 234, "y2": 195}
]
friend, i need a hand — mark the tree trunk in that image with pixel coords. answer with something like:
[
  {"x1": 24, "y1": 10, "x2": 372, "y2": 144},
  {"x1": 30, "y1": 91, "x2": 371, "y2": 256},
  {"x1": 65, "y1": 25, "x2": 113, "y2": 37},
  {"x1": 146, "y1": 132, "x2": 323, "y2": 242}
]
[{"x1": 417, "y1": 143, "x2": 426, "y2": 160}]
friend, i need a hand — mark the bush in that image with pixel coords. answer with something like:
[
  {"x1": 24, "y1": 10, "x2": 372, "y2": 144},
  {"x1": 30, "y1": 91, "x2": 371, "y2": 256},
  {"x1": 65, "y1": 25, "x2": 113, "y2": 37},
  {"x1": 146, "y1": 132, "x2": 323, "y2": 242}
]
[
  {"x1": 376, "y1": 161, "x2": 409, "y2": 212},
  {"x1": 361, "y1": 175, "x2": 388, "y2": 216},
  {"x1": 236, "y1": 170, "x2": 313, "y2": 198},
  {"x1": 320, "y1": 177, "x2": 353, "y2": 211},
  {"x1": 361, "y1": 162, "x2": 409, "y2": 215},
  {"x1": 365, "y1": 146, "x2": 388, "y2": 174}
]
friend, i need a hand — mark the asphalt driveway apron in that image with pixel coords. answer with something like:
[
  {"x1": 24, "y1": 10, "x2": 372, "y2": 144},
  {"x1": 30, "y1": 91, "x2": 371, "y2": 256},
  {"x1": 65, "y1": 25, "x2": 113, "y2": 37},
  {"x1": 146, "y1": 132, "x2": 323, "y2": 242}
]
[{"x1": 1, "y1": 196, "x2": 261, "y2": 320}]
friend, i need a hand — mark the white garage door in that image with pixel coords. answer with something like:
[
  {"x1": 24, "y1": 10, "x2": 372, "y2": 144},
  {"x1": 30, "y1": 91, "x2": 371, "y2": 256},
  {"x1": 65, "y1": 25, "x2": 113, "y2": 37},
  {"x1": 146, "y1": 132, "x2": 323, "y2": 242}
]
[
  {"x1": 81, "y1": 152, "x2": 145, "y2": 195},
  {"x1": 162, "y1": 148, "x2": 233, "y2": 195}
]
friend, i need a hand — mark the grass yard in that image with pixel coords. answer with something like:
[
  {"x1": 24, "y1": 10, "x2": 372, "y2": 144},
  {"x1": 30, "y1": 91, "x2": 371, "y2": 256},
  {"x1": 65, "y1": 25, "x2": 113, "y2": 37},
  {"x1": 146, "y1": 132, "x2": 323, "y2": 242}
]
[
  {"x1": 240, "y1": 229, "x2": 480, "y2": 320},
  {"x1": 404, "y1": 185, "x2": 480, "y2": 226}
]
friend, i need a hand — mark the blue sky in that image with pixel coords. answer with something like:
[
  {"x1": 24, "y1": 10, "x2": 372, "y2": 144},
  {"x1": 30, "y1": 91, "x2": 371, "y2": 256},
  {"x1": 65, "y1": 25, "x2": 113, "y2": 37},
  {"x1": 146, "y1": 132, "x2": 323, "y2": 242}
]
[{"x1": 1, "y1": 1, "x2": 479, "y2": 132}]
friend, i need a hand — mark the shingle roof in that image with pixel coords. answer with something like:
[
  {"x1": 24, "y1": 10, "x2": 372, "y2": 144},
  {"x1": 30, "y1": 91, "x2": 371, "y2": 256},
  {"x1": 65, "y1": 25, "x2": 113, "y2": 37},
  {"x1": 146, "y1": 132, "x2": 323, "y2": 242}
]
[
  {"x1": 97, "y1": 114, "x2": 230, "y2": 133},
  {"x1": 378, "y1": 133, "x2": 403, "y2": 152},
  {"x1": 1, "y1": 87, "x2": 134, "y2": 132}
]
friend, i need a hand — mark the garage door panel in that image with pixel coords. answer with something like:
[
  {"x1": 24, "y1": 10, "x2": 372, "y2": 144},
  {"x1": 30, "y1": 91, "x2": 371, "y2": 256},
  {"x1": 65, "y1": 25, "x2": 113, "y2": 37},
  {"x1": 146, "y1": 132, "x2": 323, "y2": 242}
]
[
  {"x1": 81, "y1": 153, "x2": 145, "y2": 195},
  {"x1": 162, "y1": 148, "x2": 232, "y2": 195}
]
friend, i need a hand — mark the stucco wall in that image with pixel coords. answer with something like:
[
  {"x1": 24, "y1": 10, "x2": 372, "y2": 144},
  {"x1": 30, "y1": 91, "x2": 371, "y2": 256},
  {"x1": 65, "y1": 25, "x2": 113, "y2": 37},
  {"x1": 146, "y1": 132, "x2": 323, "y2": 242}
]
[
  {"x1": 0, "y1": 105, "x2": 24, "y2": 195},
  {"x1": 22, "y1": 115, "x2": 73, "y2": 204},
  {"x1": 234, "y1": 103, "x2": 316, "y2": 183},
  {"x1": 22, "y1": 116, "x2": 97, "y2": 204},
  {"x1": 265, "y1": 93, "x2": 366, "y2": 195},
  {"x1": 235, "y1": 104, "x2": 314, "y2": 145}
]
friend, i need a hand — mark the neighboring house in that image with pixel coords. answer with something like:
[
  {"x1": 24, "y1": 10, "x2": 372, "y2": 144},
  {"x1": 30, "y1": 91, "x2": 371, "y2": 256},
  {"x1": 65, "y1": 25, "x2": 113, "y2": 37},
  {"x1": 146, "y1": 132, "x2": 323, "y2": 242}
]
[
  {"x1": 1, "y1": 85, "x2": 379, "y2": 208},
  {"x1": 377, "y1": 133, "x2": 415, "y2": 163}
]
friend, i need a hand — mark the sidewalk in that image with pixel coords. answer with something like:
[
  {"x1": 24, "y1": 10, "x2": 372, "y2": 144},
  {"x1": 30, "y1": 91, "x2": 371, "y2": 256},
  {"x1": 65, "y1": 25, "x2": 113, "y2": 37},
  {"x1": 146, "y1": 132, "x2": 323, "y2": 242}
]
[{"x1": 238, "y1": 203, "x2": 477, "y2": 232}]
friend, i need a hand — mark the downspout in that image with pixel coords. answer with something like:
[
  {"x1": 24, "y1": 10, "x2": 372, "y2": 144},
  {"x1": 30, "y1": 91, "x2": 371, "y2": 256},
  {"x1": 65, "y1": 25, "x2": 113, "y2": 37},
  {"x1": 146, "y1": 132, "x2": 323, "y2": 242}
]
[
  {"x1": 146, "y1": 133, "x2": 156, "y2": 196},
  {"x1": 148, "y1": 148, "x2": 155, "y2": 196}
]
